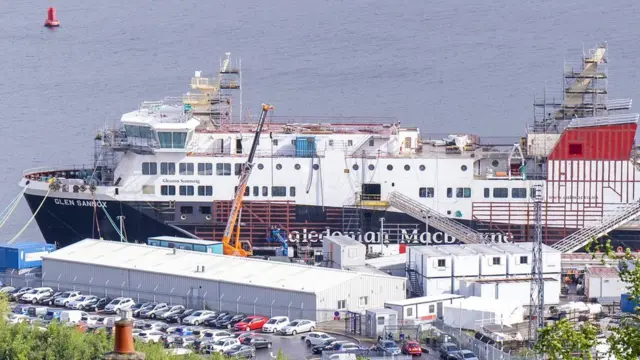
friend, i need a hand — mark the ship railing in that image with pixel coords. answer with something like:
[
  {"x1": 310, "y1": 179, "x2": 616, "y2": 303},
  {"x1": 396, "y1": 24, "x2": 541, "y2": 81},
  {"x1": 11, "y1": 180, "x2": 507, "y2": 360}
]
[{"x1": 23, "y1": 164, "x2": 100, "y2": 177}]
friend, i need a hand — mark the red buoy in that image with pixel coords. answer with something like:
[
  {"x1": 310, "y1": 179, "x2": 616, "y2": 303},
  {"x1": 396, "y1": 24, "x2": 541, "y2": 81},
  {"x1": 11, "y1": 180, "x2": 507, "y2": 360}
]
[{"x1": 44, "y1": 7, "x2": 60, "y2": 27}]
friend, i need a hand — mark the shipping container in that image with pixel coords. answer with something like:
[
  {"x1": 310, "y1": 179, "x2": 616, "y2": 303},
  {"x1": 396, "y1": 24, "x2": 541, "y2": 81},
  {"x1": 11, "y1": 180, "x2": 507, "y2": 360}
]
[
  {"x1": 0, "y1": 243, "x2": 56, "y2": 270},
  {"x1": 295, "y1": 136, "x2": 316, "y2": 158},
  {"x1": 621, "y1": 294, "x2": 637, "y2": 313},
  {"x1": 147, "y1": 236, "x2": 222, "y2": 254},
  {"x1": 585, "y1": 266, "x2": 628, "y2": 302},
  {"x1": 322, "y1": 235, "x2": 366, "y2": 269}
]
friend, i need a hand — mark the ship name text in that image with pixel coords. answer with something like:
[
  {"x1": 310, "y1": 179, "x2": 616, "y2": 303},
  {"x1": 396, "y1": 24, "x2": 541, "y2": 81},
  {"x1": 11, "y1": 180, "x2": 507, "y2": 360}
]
[
  {"x1": 161, "y1": 178, "x2": 201, "y2": 185},
  {"x1": 54, "y1": 199, "x2": 107, "y2": 208}
]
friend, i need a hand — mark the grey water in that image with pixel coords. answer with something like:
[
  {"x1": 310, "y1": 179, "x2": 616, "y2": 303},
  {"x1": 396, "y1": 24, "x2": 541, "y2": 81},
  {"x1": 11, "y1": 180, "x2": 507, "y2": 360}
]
[{"x1": 0, "y1": 0, "x2": 638, "y2": 243}]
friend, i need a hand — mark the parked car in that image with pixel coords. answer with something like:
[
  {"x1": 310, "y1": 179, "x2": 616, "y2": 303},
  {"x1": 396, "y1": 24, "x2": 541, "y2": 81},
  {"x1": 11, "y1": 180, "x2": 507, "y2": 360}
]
[
  {"x1": 312, "y1": 340, "x2": 351, "y2": 355},
  {"x1": 137, "y1": 330, "x2": 165, "y2": 343},
  {"x1": 454, "y1": 350, "x2": 479, "y2": 360},
  {"x1": 53, "y1": 291, "x2": 82, "y2": 307},
  {"x1": 104, "y1": 297, "x2": 135, "y2": 314},
  {"x1": 210, "y1": 337, "x2": 240, "y2": 353},
  {"x1": 212, "y1": 314, "x2": 234, "y2": 328},
  {"x1": 202, "y1": 330, "x2": 234, "y2": 342},
  {"x1": 165, "y1": 308, "x2": 194, "y2": 323},
  {"x1": 439, "y1": 342, "x2": 461, "y2": 359},
  {"x1": 66, "y1": 295, "x2": 99, "y2": 310},
  {"x1": 233, "y1": 316, "x2": 269, "y2": 332},
  {"x1": 139, "y1": 303, "x2": 169, "y2": 319},
  {"x1": 156, "y1": 305, "x2": 185, "y2": 320},
  {"x1": 377, "y1": 340, "x2": 402, "y2": 356},
  {"x1": 12, "y1": 304, "x2": 30, "y2": 315},
  {"x1": 20, "y1": 287, "x2": 53, "y2": 304},
  {"x1": 27, "y1": 306, "x2": 48, "y2": 317},
  {"x1": 247, "y1": 336, "x2": 272, "y2": 349},
  {"x1": 38, "y1": 291, "x2": 62, "y2": 306},
  {"x1": 279, "y1": 319, "x2": 316, "y2": 335},
  {"x1": 89, "y1": 297, "x2": 111, "y2": 312},
  {"x1": 261, "y1": 316, "x2": 289, "y2": 333},
  {"x1": 234, "y1": 331, "x2": 255, "y2": 343},
  {"x1": 304, "y1": 332, "x2": 336, "y2": 347},
  {"x1": 223, "y1": 344, "x2": 256, "y2": 358},
  {"x1": 0, "y1": 286, "x2": 16, "y2": 294},
  {"x1": 44, "y1": 309, "x2": 63, "y2": 321},
  {"x1": 182, "y1": 310, "x2": 216, "y2": 326},
  {"x1": 131, "y1": 302, "x2": 153, "y2": 317},
  {"x1": 60, "y1": 310, "x2": 88, "y2": 324},
  {"x1": 174, "y1": 326, "x2": 196, "y2": 337},
  {"x1": 402, "y1": 340, "x2": 423, "y2": 356},
  {"x1": 10, "y1": 287, "x2": 33, "y2": 301},
  {"x1": 216, "y1": 313, "x2": 246, "y2": 329}
]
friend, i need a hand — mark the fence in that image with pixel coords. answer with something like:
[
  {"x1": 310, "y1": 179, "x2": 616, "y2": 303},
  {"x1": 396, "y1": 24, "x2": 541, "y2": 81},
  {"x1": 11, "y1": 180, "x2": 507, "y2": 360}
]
[
  {"x1": 431, "y1": 320, "x2": 535, "y2": 360},
  {"x1": 321, "y1": 350, "x2": 412, "y2": 360}
]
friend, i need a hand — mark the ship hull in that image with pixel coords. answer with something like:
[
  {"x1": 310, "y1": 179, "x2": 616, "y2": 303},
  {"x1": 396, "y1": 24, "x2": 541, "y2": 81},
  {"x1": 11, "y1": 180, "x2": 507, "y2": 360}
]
[{"x1": 24, "y1": 193, "x2": 640, "y2": 253}]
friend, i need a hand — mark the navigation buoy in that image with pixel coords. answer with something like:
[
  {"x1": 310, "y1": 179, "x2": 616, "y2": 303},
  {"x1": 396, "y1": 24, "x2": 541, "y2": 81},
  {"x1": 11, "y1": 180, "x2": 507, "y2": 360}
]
[{"x1": 44, "y1": 7, "x2": 60, "y2": 27}]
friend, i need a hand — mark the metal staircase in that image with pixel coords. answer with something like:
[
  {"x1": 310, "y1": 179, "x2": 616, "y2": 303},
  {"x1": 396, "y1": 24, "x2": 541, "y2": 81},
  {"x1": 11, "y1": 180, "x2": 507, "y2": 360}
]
[
  {"x1": 388, "y1": 191, "x2": 486, "y2": 244},
  {"x1": 406, "y1": 262, "x2": 423, "y2": 297},
  {"x1": 552, "y1": 200, "x2": 640, "y2": 253}
]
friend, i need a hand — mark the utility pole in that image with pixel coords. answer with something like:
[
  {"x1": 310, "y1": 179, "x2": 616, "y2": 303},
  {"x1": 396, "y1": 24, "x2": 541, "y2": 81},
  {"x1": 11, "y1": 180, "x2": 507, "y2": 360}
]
[{"x1": 529, "y1": 184, "x2": 544, "y2": 352}]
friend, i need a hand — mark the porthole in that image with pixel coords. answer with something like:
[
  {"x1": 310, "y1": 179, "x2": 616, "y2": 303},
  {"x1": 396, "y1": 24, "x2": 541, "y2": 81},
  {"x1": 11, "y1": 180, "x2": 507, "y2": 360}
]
[
  {"x1": 368, "y1": 164, "x2": 375, "y2": 171},
  {"x1": 313, "y1": 164, "x2": 320, "y2": 170},
  {"x1": 276, "y1": 164, "x2": 282, "y2": 170},
  {"x1": 387, "y1": 165, "x2": 393, "y2": 171},
  {"x1": 352, "y1": 164, "x2": 359, "y2": 171},
  {"x1": 492, "y1": 160, "x2": 499, "y2": 167},
  {"x1": 419, "y1": 165, "x2": 426, "y2": 171},
  {"x1": 257, "y1": 164, "x2": 264, "y2": 170},
  {"x1": 461, "y1": 165, "x2": 467, "y2": 171},
  {"x1": 294, "y1": 164, "x2": 301, "y2": 170},
  {"x1": 404, "y1": 165, "x2": 410, "y2": 171}
]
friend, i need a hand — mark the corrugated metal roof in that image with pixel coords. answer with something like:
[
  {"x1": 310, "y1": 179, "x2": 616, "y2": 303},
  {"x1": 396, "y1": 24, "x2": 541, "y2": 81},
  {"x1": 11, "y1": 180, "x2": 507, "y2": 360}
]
[
  {"x1": 385, "y1": 294, "x2": 464, "y2": 306},
  {"x1": 586, "y1": 266, "x2": 619, "y2": 278},
  {"x1": 408, "y1": 242, "x2": 560, "y2": 257},
  {"x1": 42, "y1": 239, "x2": 389, "y2": 294},
  {"x1": 323, "y1": 236, "x2": 366, "y2": 248}
]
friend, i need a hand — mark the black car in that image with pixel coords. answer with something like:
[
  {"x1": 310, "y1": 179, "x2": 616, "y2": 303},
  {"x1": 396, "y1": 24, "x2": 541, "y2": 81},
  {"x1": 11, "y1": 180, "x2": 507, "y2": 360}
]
[
  {"x1": 312, "y1": 341, "x2": 349, "y2": 355},
  {"x1": 247, "y1": 336, "x2": 272, "y2": 350},
  {"x1": 224, "y1": 344, "x2": 255, "y2": 358},
  {"x1": 217, "y1": 313, "x2": 246, "y2": 329},
  {"x1": 131, "y1": 302, "x2": 153, "y2": 317},
  {"x1": 38, "y1": 291, "x2": 62, "y2": 306},
  {"x1": 90, "y1": 297, "x2": 111, "y2": 312},
  {"x1": 206, "y1": 311, "x2": 231, "y2": 326},
  {"x1": 165, "y1": 308, "x2": 194, "y2": 323}
]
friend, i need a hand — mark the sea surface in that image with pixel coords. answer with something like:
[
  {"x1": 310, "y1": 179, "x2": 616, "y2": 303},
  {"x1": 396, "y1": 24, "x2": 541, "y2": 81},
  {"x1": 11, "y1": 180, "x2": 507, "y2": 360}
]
[{"x1": 0, "y1": 0, "x2": 639, "y2": 243}]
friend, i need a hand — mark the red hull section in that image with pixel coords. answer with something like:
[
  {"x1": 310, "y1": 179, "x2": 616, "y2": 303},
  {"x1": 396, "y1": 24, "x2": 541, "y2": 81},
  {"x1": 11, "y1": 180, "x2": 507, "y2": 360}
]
[{"x1": 549, "y1": 123, "x2": 637, "y2": 161}]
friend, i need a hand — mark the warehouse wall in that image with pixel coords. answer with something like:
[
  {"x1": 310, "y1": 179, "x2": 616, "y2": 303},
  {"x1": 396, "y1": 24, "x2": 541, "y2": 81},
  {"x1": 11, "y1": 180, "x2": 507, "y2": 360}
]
[
  {"x1": 42, "y1": 259, "x2": 317, "y2": 320},
  {"x1": 316, "y1": 274, "x2": 405, "y2": 322}
]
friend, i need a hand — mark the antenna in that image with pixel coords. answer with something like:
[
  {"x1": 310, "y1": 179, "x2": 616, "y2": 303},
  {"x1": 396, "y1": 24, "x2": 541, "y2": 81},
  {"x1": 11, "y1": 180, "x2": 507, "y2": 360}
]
[{"x1": 528, "y1": 184, "x2": 544, "y2": 352}]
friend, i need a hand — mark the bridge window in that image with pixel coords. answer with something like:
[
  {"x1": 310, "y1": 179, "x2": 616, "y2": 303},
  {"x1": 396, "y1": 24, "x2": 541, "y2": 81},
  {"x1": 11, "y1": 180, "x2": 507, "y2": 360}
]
[
  {"x1": 262, "y1": 186, "x2": 268, "y2": 196},
  {"x1": 419, "y1": 187, "x2": 434, "y2": 198},
  {"x1": 484, "y1": 188, "x2": 490, "y2": 198},
  {"x1": 124, "y1": 125, "x2": 153, "y2": 139},
  {"x1": 446, "y1": 188, "x2": 453, "y2": 198},
  {"x1": 290, "y1": 187, "x2": 296, "y2": 197},
  {"x1": 157, "y1": 132, "x2": 187, "y2": 149},
  {"x1": 216, "y1": 163, "x2": 231, "y2": 176},
  {"x1": 198, "y1": 163, "x2": 213, "y2": 176},
  {"x1": 456, "y1": 188, "x2": 471, "y2": 198},
  {"x1": 160, "y1": 185, "x2": 175, "y2": 196},
  {"x1": 198, "y1": 185, "x2": 213, "y2": 196},
  {"x1": 179, "y1": 163, "x2": 194, "y2": 175},
  {"x1": 160, "y1": 162, "x2": 175, "y2": 175},
  {"x1": 272, "y1": 186, "x2": 286, "y2": 197},
  {"x1": 493, "y1": 188, "x2": 508, "y2": 198},
  {"x1": 179, "y1": 185, "x2": 194, "y2": 196},
  {"x1": 142, "y1": 162, "x2": 157, "y2": 175},
  {"x1": 253, "y1": 186, "x2": 259, "y2": 196},
  {"x1": 512, "y1": 188, "x2": 527, "y2": 198}
]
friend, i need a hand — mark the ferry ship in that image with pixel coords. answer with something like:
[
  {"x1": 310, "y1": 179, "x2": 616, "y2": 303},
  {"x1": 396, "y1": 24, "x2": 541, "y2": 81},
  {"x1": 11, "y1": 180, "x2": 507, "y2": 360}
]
[{"x1": 19, "y1": 45, "x2": 640, "y2": 254}]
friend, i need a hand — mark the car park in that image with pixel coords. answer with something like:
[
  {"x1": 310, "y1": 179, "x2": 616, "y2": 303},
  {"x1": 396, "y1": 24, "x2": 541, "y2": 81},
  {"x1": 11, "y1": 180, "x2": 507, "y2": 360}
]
[
  {"x1": 66, "y1": 295, "x2": 99, "y2": 310},
  {"x1": 165, "y1": 308, "x2": 194, "y2": 323},
  {"x1": 104, "y1": 297, "x2": 135, "y2": 314},
  {"x1": 20, "y1": 287, "x2": 53, "y2": 304},
  {"x1": 279, "y1": 319, "x2": 315, "y2": 335},
  {"x1": 223, "y1": 344, "x2": 256, "y2": 358},
  {"x1": 233, "y1": 315, "x2": 269, "y2": 332},
  {"x1": 262, "y1": 316, "x2": 289, "y2": 333},
  {"x1": 402, "y1": 340, "x2": 423, "y2": 356},
  {"x1": 53, "y1": 291, "x2": 82, "y2": 307}
]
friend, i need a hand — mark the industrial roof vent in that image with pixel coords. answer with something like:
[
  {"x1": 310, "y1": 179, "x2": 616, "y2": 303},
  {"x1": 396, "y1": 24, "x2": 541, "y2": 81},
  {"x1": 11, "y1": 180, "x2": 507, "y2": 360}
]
[
  {"x1": 201, "y1": 265, "x2": 206, "y2": 272},
  {"x1": 195, "y1": 265, "x2": 200, "y2": 272},
  {"x1": 172, "y1": 248, "x2": 176, "y2": 255}
]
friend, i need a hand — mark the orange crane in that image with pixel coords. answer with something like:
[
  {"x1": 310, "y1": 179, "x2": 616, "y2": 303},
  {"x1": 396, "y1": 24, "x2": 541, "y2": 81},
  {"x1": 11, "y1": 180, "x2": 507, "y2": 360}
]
[{"x1": 221, "y1": 103, "x2": 273, "y2": 256}]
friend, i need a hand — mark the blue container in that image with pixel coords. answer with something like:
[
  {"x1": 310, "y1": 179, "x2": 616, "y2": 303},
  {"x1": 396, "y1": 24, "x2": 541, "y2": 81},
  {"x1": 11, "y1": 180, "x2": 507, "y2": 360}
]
[
  {"x1": 295, "y1": 136, "x2": 316, "y2": 158},
  {"x1": 621, "y1": 293, "x2": 637, "y2": 313},
  {"x1": 0, "y1": 243, "x2": 56, "y2": 270}
]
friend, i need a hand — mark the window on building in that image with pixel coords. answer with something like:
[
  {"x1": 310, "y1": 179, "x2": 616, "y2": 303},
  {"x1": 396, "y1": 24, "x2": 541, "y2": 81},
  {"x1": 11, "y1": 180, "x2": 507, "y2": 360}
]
[
  {"x1": 262, "y1": 186, "x2": 268, "y2": 196},
  {"x1": 368, "y1": 139, "x2": 375, "y2": 146},
  {"x1": 484, "y1": 188, "x2": 490, "y2": 198},
  {"x1": 179, "y1": 163, "x2": 194, "y2": 175},
  {"x1": 272, "y1": 139, "x2": 278, "y2": 146},
  {"x1": 160, "y1": 185, "x2": 175, "y2": 196},
  {"x1": 512, "y1": 188, "x2": 527, "y2": 198},
  {"x1": 446, "y1": 188, "x2": 453, "y2": 198},
  {"x1": 359, "y1": 296, "x2": 368, "y2": 306},
  {"x1": 406, "y1": 308, "x2": 413, "y2": 317},
  {"x1": 569, "y1": 143, "x2": 583, "y2": 155},
  {"x1": 348, "y1": 140, "x2": 353, "y2": 146},
  {"x1": 429, "y1": 305, "x2": 435, "y2": 313},
  {"x1": 337, "y1": 300, "x2": 346, "y2": 309},
  {"x1": 157, "y1": 131, "x2": 187, "y2": 149},
  {"x1": 492, "y1": 257, "x2": 501, "y2": 265},
  {"x1": 124, "y1": 125, "x2": 154, "y2": 139},
  {"x1": 456, "y1": 188, "x2": 471, "y2": 198},
  {"x1": 199, "y1": 206, "x2": 211, "y2": 215},
  {"x1": 180, "y1": 206, "x2": 193, "y2": 214},
  {"x1": 519, "y1": 256, "x2": 528, "y2": 264},
  {"x1": 234, "y1": 163, "x2": 242, "y2": 176},
  {"x1": 493, "y1": 188, "x2": 508, "y2": 198},
  {"x1": 142, "y1": 162, "x2": 157, "y2": 175},
  {"x1": 437, "y1": 259, "x2": 446, "y2": 267},
  {"x1": 197, "y1": 185, "x2": 213, "y2": 196},
  {"x1": 179, "y1": 185, "x2": 194, "y2": 196},
  {"x1": 216, "y1": 163, "x2": 231, "y2": 176},
  {"x1": 197, "y1": 163, "x2": 213, "y2": 175},
  {"x1": 290, "y1": 187, "x2": 296, "y2": 197},
  {"x1": 377, "y1": 316, "x2": 385, "y2": 325},
  {"x1": 328, "y1": 139, "x2": 334, "y2": 146},
  {"x1": 291, "y1": 139, "x2": 296, "y2": 145},
  {"x1": 160, "y1": 162, "x2": 175, "y2": 175},
  {"x1": 253, "y1": 186, "x2": 259, "y2": 196},
  {"x1": 272, "y1": 186, "x2": 286, "y2": 197}
]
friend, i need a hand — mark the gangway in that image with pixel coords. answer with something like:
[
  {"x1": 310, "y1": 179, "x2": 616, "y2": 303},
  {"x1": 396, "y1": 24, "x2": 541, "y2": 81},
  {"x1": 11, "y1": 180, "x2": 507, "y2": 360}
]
[
  {"x1": 388, "y1": 191, "x2": 486, "y2": 244},
  {"x1": 552, "y1": 200, "x2": 640, "y2": 253}
]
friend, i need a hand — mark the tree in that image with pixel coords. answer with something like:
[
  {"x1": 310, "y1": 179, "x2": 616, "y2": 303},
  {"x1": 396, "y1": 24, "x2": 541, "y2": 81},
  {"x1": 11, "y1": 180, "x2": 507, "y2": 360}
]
[{"x1": 535, "y1": 239, "x2": 640, "y2": 359}]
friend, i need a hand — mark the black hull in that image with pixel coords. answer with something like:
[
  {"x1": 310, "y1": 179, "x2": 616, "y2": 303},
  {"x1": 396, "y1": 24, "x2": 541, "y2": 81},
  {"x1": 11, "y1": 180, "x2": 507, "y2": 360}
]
[{"x1": 24, "y1": 194, "x2": 640, "y2": 253}]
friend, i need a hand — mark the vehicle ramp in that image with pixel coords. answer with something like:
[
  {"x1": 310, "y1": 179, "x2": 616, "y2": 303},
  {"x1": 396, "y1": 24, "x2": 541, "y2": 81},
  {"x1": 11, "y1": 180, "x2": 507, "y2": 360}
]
[
  {"x1": 552, "y1": 200, "x2": 640, "y2": 253},
  {"x1": 388, "y1": 191, "x2": 486, "y2": 244}
]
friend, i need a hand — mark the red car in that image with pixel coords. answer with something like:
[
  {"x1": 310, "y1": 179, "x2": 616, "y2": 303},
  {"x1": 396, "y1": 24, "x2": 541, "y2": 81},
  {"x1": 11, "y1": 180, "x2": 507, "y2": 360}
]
[
  {"x1": 402, "y1": 341, "x2": 423, "y2": 356},
  {"x1": 233, "y1": 316, "x2": 269, "y2": 331}
]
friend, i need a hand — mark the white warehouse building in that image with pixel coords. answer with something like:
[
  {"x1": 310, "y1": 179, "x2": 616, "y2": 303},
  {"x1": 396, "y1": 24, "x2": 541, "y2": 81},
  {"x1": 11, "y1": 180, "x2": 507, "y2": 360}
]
[
  {"x1": 407, "y1": 243, "x2": 561, "y2": 297},
  {"x1": 41, "y1": 239, "x2": 406, "y2": 322}
]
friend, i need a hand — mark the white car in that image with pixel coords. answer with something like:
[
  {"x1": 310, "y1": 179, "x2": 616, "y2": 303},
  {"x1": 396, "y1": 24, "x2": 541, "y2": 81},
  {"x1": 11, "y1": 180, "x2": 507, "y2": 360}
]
[
  {"x1": 262, "y1": 316, "x2": 289, "y2": 333},
  {"x1": 84, "y1": 315, "x2": 102, "y2": 327},
  {"x1": 66, "y1": 295, "x2": 98, "y2": 309},
  {"x1": 20, "y1": 287, "x2": 53, "y2": 304},
  {"x1": 304, "y1": 332, "x2": 336, "y2": 347},
  {"x1": 53, "y1": 291, "x2": 82, "y2": 307},
  {"x1": 7, "y1": 314, "x2": 30, "y2": 324},
  {"x1": 136, "y1": 330, "x2": 165, "y2": 343},
  {"x1": 211, "y1": 337, "x2": 240, "y2": 353},
  {"x1": 202, "y1": 330, "x2": 233, "y2": 343},
  {"x1": 181, "y1": 310, "x2": 215, "y2": 325},
  {"x1": 104, "y1": 297, "x2": 135, "y2": 314},
  {"x1": 279, "y1": 319, "x2": 316, "y2": 335}
]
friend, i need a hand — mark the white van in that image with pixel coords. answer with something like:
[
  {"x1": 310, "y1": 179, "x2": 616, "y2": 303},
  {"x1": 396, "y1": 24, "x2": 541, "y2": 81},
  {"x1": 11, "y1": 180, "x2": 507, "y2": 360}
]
[
  {"x1": 59, "y1": 310, "x2": 85, "y2": 324},
  {"x1": 328, "y1": 354, "x2": 357, "y2": 360}
]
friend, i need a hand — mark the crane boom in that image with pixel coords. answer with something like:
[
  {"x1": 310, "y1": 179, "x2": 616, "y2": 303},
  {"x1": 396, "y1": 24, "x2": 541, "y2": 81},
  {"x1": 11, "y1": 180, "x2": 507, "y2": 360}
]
[{"x1": 221, "y1": 103, "x2": 273, "y2": 256}]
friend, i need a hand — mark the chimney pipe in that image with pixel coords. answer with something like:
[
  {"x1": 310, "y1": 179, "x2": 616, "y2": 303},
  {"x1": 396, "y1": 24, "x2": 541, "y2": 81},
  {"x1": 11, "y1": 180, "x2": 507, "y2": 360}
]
[
  {"x1": 173, "y1": 248, "x2": 176, "y2": 255},
  {"x1": 201, "y1": 265, "x2": 205, "y2": 272},
  {"x1": 103, "y1": 309, "x2": 145, "y2": 359}
]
